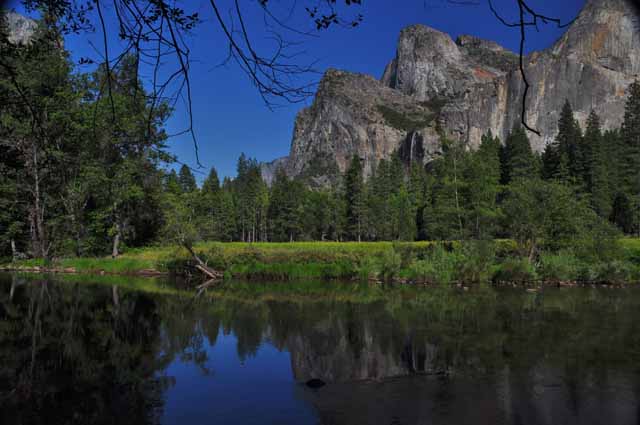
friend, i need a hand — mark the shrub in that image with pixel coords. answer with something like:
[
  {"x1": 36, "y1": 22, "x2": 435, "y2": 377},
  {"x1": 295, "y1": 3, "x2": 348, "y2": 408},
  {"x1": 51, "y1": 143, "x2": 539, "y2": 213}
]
[
  {"x1": 379, "y1": 248, "x2": 402, "y2": 281},
  {"x1": 391, "y1": 242, "x2": 417, "y2": 268},
  {"x1": 356, "y1": 256, "x2": 379, "y2": 281},
  {"x1": 594, "y1": 261, "x2": 637, "y2": 284},
  {"x1": 572, "y1": 220, "x2": 623, "y2": 263},
  {"x1": 156, "y1": 248, "x2": 192, "y2": 274},
  {"x1": 575, "y1": 263, "x2": 599, "y2": 283},
  {"x1": 537, "y1": 251, "x2": 580, "y2": 282},
  {"x1": 202, "y1": 244, "x2": 228, "y2": 270},
  {"x1": 408, "y1": 245, "x2": 460, "y2": 285},
  {"x1": 456, "y1": 240, "x2": 496, "y2": 283},
  {"x1": 493, "y1": 258, "x2": 537, "y2": 283}
]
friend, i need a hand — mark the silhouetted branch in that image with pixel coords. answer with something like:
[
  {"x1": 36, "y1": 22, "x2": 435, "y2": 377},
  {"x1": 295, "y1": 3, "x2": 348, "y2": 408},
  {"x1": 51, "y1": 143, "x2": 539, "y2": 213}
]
[{"x1": 488, "y1": 0, "x2": 576, "y2": 135}]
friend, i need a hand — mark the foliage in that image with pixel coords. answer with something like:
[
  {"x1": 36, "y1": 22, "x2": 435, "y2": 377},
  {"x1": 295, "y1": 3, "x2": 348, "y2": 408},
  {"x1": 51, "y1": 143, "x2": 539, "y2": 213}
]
[
  {"x1": 492, "y1": 258, "x2": 537, "y2": 283},
  {"x1": 1, "y1": 13, "x2": 639, "y2": 288},
  {"x1": 406, "y1": 244, "x2": 467, "y2": 285},
  {"x1": 376, "y1": 105, "x2": 435, "y2": 132},
  {"x1": 538, "y1": 251, "x2": 580, "y2": 282}
]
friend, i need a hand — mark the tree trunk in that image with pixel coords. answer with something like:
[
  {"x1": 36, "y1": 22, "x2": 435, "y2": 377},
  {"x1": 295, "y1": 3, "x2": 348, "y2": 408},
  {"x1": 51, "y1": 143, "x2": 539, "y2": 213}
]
[
  {"x1": 112, "y1": 222, "x2": 121, "y2": 258},
  {"x1": 31, "y1": 146, "x2": 47, "y2": 260},
  {"x1": 527, "y1": 240, "x2": 537, "y2": 263},
  {"x1": 452, "y1": 149, "x2": 464, "y2": 238},
  {"x1": 183, "y1": 242, "x2": 223, "y2": 280},
  {"x1": 112, "y1": 285, "x2": 120, "y2": 311},
  {"x1": 10, "y1": 274, "x2": 17, "y2": 302},
  {"x1": 11, "y1": 239, "x2": 17, "y2": 262}
]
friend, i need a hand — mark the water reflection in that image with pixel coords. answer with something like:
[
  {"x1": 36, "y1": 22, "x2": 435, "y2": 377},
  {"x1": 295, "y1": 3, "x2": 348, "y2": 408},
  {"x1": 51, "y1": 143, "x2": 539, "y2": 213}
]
[{"x1": 1, "y1": 274, "x2": 640, "y2": 424}]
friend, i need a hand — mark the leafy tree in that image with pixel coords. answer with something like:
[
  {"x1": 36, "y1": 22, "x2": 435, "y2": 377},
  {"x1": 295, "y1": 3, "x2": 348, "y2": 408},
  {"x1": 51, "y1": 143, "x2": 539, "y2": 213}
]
[
  {"x1": 0, "y1": 158, "x2": 25, "y2": 259},
  {"x1": 89, "y1": 55, "x2": 169, "y2": 257},
  {"x1": 394, "y1": 186, "x2": 416, "y2": 241},
  {"x1": 502, "y1": 178, "x2": 608, "y2": 260},
  {"x1": 0, "y1": 21, "x2": 82, "y2": 259}
]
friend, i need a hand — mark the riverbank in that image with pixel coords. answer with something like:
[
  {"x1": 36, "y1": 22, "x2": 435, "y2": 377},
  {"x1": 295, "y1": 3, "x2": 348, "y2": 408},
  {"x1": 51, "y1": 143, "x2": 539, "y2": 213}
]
[{"x1": 3, "y1": 239, "x2": 640, "y2": 285}]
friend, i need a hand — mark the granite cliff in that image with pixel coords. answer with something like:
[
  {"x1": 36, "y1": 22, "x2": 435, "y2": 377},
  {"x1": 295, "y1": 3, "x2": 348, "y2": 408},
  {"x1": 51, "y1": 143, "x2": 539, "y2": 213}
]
[
  {"x1": 264, "y1": 0, "x2": 640, "y2": 183},
  {"x1": 1, "y1": 11, "x2": 37, "y2": 45}
]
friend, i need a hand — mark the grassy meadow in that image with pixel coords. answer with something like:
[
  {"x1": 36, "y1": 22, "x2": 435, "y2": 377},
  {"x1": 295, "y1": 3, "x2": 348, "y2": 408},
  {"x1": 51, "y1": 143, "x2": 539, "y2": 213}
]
[{"x1": 3, "y1": 238, "x2": 640, "y2": 285}]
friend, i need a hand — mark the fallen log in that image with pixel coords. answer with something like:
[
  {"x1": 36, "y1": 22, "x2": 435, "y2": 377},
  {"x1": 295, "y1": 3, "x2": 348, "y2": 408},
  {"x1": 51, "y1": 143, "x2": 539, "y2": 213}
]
[{"x1": 183, "y1": 242, "x2": 224, "y2": 280}]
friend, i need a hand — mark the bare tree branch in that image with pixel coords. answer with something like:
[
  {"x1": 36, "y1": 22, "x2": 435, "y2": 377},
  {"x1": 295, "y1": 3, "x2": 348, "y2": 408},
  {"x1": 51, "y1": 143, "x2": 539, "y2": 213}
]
[{"x1": 487, "y1": 0, "x2": 576, "y2": 135}]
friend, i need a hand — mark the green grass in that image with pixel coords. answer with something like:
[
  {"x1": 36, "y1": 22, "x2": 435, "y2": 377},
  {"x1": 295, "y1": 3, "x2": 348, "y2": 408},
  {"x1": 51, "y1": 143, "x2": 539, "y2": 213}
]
[
  {"x1": 5, "y1": 256, "x2": 155, "y2": 274},
  {"x1": 3, "y1": 239, "x2": 640, "y2": 285}
]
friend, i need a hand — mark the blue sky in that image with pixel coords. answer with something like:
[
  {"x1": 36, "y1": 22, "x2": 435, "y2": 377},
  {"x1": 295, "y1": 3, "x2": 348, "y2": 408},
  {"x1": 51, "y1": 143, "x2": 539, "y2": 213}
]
[{"x1": 7, "y1": 0, "x2": 585, "y2": 181}]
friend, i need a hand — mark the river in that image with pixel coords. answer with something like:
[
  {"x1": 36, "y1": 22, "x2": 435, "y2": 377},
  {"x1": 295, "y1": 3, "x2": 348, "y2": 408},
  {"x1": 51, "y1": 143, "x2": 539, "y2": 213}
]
[{"x1": 1, "y1": 273, "x2": 639, "y2": 424}]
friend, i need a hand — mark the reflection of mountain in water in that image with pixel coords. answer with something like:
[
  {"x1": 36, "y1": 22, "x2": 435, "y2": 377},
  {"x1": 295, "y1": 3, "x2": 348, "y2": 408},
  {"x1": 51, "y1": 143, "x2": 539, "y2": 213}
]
[
  {"x1": 263, "y1": 290, "x2": 640, "y2": 425},
  {"x1": 2, "y1": 276, "x2": 640, "y2": 425},
  {"x1": 286, "y1": 302, "x2": 445, "y2": 382}
]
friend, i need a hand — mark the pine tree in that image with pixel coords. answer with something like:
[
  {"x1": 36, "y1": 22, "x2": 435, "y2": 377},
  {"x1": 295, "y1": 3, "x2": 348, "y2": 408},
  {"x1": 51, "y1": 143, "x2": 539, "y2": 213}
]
[
  {"x1": 344, "y1": 156, "x2": 365, "y2": 242},
  {"x1": 233, "y1": 154, "x2": 267, "y2": 241},
  {"x1": 502, "y1": 127, "x2": 537, "y2": 184},
  {"x1": 584, "y1": 111, "x2": 612, "y2": 218},
  {"x1": 196, "y1": 167, "x2": 223, "y2": 240},
  {"x1": 543, "y1": 100, "x2": 586, "y2": 187},
  {"x1": 610, "y1": 193, "x2": 635, "y2": 234},
  {"x1": 462, "y1": 131, "x2": 502, "y2": 239},
  {"x1": 217, "y1": 178, "x2": 237, "y2": 241},
  {"x1": 164, "y1": 170, "x2": 182, "y2": 194},
  {"x1": 202, "y1": 167, "x2": 220, "y2": 195},
  {"x1": 408, "y1": 162, "x2": 429, "y2": 240},
  {"x1": 620, "y1": 80, "x2": 640, "y2": 233},
  {"x1": 268, "y1": 168, "x2": 304, "y2": 242},
  {"x1": 424, "y1": 138, "x2": 466, "y2": 240},
  {"x1": 178, "y1": 165, "x2": 197, "y2": 193}
]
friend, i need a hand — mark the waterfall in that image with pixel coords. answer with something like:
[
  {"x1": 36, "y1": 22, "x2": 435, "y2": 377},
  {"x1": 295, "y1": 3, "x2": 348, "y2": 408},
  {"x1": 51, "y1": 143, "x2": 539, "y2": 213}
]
[{"x1": 409, "y1": 132, "x2": 416, "y2": 164}]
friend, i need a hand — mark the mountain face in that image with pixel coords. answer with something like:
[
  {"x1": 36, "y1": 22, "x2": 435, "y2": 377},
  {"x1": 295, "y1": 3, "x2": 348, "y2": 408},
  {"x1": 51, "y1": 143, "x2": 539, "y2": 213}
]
[
  {"x1": 266, "y1": 0, "x2": 640, "y2": 183},
  {"x1": 1, "y1": 11, "x2": 37, "y2": 44}
]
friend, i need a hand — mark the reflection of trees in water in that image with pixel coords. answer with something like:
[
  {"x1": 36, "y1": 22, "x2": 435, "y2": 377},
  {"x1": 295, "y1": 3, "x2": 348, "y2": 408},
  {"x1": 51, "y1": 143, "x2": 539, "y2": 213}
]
[
  {"x1": 2, "y1": 276, "x2": 640, "y2": 424},
  {"x1": 241, "y1": 288, "x2": 640, "y2": 425},
  {"x1": 192, "y1": 288, "x2": 640, "y2": 386},
  {"x1": 0, "y1": 275, "x2": 182, "y2": 424},
  {"x1": 208, "y1": 287, "x2": 640, "y2": 424}
]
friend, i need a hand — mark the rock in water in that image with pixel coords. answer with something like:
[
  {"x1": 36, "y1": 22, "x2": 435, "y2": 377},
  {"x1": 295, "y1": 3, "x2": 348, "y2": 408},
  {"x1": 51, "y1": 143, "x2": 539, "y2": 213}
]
[
  {"x1": 305, "y1": 378, "x2": 326, "y2": 389},
  {"x1": 274, "y1": 0, "x2": 640, "y2": 182}
]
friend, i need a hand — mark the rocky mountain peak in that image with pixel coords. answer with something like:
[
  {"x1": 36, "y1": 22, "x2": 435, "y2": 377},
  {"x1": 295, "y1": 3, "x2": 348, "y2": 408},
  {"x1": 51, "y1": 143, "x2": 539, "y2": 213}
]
[
  {"x1": 1, "y1": 11, "x2": 37, "y2": 45},
  {"x1": 265, "y1": 1, "x2": 640, "y2": 184},
  {"x1": 552, "y1": 0, "x2": 640, "y2": 75}
]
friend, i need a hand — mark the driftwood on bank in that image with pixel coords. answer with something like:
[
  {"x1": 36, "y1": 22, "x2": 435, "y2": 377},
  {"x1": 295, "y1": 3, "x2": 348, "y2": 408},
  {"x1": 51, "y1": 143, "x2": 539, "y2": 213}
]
[{"x1": 183, "y1": 243, "x2": 224, "y2": 281}]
